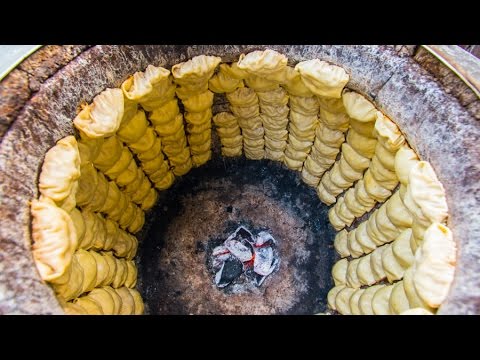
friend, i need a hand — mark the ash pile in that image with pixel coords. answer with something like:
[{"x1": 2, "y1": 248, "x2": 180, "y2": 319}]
[{"x1": 212, "y1": 226, "x2": 280, "y2": 288}]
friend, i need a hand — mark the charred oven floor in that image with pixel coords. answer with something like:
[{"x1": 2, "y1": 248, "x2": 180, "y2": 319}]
[{"x1": 138, "y1": 158, "x2": 336, "y2": 314}]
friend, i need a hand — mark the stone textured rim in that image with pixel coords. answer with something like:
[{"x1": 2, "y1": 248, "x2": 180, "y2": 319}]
[{"x1": 0, "y1": 45, "x2": 478, "y2": 314}]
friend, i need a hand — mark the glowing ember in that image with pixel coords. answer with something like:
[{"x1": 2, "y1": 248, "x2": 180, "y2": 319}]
[{"x1": 212, "y1": 226, "x2": 280, "y2": 288}]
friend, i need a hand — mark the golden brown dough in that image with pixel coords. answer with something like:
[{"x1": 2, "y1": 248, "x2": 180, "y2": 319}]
[
  {"x1": 87, "y1": 288, "x2": 116, "y2": 315},
  {"x1": 90, "y1": 251, "x2": 110, "y2": 288},
  {"x1": 39, "y1": 136, "x2": 80, "y2": 205},
  {"x1": 74, "y1": 88, "x2": 125, "y2": 138},
  {"x1": 124, "y1": 261, "x2": 138, "y2": 288},
  {"x1": 121, "y1": 65, "x2": 174, "y2": 111},
  {"x1": 103, "y1": 286, "x2": 123, "y2": 314},
  {"x1": 237, "y1": 49, "x2": 288, "y2": 82},
  {"x1": 295, "y1": 59, "x2": 349, "y2": 98},
  {"x1": 115, "y1": 287, "x2": 136, "y2": 315},
  {"x1": 75, "y1": 249, "x2": 98, "y2": 294},
  {"x1": 62, "y1": 301, "x2": 88, "y2": 315},
  {"x1": 31, "y1": 198, "x2": 77, "y2": 282},
  {"x1": 73, "y1": 296, "x2": 104, "y2": 315},
  {"x1": 52, "y1": 255, "x2": 84, "y2": 301},
  {"x1": 127, "y1": 288, "x2": 145, "y2": 315},
  {"x1": 101, "y1": 252, "x2": 118, "y2": 287},
  {"x1": 69, "y1": 208, "x2": 86, "y2": 246}
]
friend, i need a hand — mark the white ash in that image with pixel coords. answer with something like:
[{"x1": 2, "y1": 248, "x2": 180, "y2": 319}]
[{"x1": 212, "y1": 226, "x2": 280, "y2": 289}]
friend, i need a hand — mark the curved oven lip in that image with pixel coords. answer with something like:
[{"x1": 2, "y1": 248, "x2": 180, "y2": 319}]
[
  {"x1": 422, "y1": 45, "x2": 480, "y2": 99},
  {"x1": 0, "y1": 45, "x2": 42, "y2": 81}
]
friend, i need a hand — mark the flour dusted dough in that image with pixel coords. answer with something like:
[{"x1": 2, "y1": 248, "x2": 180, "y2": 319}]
[
  {"x1": 39, "y1": 136, "x2": 80, "y2": 204},
  {"x1": 349, "y1": 288, "x2": 364, "y2": 315},
  {"x1": 382, "y1": 245, "x2": 405, "y2": 283},
  {"x1": 346, "y1": 258, "x2": 362, "y2": 288},
  {"x1": 407, "y1": 162, "x2": 449, "y2": 224},
  {"x1": 347, "y1": 230, "x2": 364, "y2": 258},
  {"x1": 370, "y1": 245, "x2": 387, "y2": 282},
  {"x1": 334, "y1": 229, "x2": 350, "y2": 258},
  {"x1": 402, "y1": 266, "x2": 434, "y2": 311},
  {"x1": 31, "y1": 198, "x2": 77, "y2": 282},
  {"x1": 392, "y1": 229, "x2": 415, "y2": 268},
  {"x1": 332, "y1": 258, "x2": 348, "y2": 286},
  {"x1": 400, "y1": 308, "x2": 434, "y2": 315},
  {"x1": 394, "y1": 145, "x2": 419, "y2": 186},
  {"x1": 389, "y1": 281, "x2": 410, "y2": 314},
  {"x1": 335, "y1": 286, "x2": 356, "y2": 315},
  {"x1": 355, "y1": 222, "x2": 377, "y2": 254},
  {"x1": 295, "y1": 59, "x2": 349, "y2": 99},
  {"x1": 358, "y1": 285, "x2": 383, "y2": 315},
  {"x1": 342, "y1": 91, "x2": 377, "y2": 122},
  {"x1": 357, "y1": 254, "x2": 376, "y2": 286},
  {"x1": 372, "y1": 285, "x2": 393, "y2": 315},
  {"x1": 327, "y1": 285, "x2": 346, "y2": 311},
  {"x1": 385, "y1": 191, "x2": 413, "y2": 229},
  {"x1": 413, "y1": 223, "x2": 456, "y2": 308},
  {"x1": 363, "y1": 170, "x2": 391, "y2": 202},
  {"x1": 74, "y1": 88, "x2": 125, "y2": 138}
]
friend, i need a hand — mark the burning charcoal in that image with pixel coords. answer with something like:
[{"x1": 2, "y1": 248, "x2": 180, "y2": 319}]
[
  {"x1": 212, "y1": 226, "x2": 280, "y2": 289},
  {"x1": 255, "y1": 231, "x2": 276, "y2": 247},
  {"x1": 212, "y1": 245, "x2": 230, "y2": 256},
  {"x1": 225, "y1": 239, "x2": 253, "y2": 262},
  {"x1": 214, "y1": 257, "x2": 244, "y2": 288},
  {"x1": 213, "y1": 253, "x2": 231, "y2": 270},
  {"x1": 228, "y1": 226, "x2": 255, "y2": 245},
  {"x1": 253, "y1": 247, "x2": 274, "y2": 276}
]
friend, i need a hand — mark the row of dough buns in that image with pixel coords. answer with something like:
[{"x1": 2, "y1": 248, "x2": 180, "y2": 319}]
[
  {"x1": 318, "y1": 91, "x2": 377, "y2": 207},
  {"x1": 328, "y1": 222, "x2": 455, "y2": 314},
  {"x1": 173, "y1": 55, "x2": 221, "y2": 167},
  {"x1": 329, "y1": 112, "x2": 405, "y2": 229}
]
